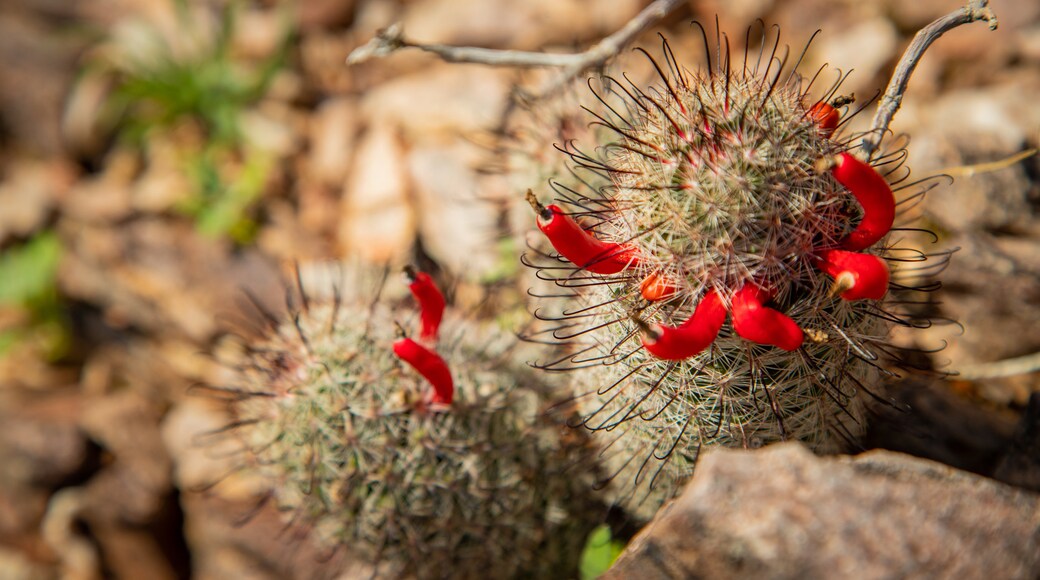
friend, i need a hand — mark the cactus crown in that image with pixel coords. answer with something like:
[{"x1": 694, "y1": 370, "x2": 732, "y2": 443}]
[
  {"x1": 608, "y1": 55, "x2": 848, "y2": 297},
  {"x1": 215, "y1": 266, "x2": 600, "y2": 578},
  {"x1": 524, "y1": 27, "x2": 945, "y2": 517}
]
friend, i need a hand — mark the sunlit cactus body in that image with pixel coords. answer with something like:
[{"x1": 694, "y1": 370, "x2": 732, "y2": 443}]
[
  {"x1": 525, "y1": 29, "x2": 942, "y2": 517},
  {"x1": 220, "y1": 267, "x2": 599, "y2": 578}
]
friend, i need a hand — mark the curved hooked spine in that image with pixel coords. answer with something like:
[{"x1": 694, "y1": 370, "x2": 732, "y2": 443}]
[
  {"x1": 527, "y1": 190, "x2": 641, "y2": 275},
  {"x1": 731, "y1": 284, "x2": 804, "y2": 351}
]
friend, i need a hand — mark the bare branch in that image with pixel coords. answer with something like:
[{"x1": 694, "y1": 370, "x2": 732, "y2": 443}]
[
  {"x1": 955, "y1": 351, "x2": 1040, "y2": 381},
  {"x1": 862, "y1": 0, "x2": 998, "y2": 158},
  {"x1": 347, "y1": 0, "x2": 684, "y2": 98}
]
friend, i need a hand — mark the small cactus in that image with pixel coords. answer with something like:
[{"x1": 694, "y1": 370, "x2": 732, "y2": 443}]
[
  {"x1": 524, "y1": 28, "x2": 946, "y2": 517},
  {"x1": 215, "y1": 265, "x2": 600, "y2": 578}
]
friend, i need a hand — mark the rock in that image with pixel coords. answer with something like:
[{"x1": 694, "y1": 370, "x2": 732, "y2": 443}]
[
  {"x1": 0, "y1": 158, "x2": 73, "y2": 244},
  {"x1": 360, "y1": 64, "x2": 510, "y2": 138},
  {"x1": 179, "y1": 493, "x2": 368, "y2": 580},
  {"x1": 337, "y1": 121, "x2": 415, "y2": 262},
  {"x1": 41, "y1": 488, "x2": 101, "y2": 580},
  {"x1": 933, "y1": 232, "x2": 1040, "y2": 380},
  {"x1": 0, "y1": 393, "x2": 89, "y2": 486},
  {"x1": 811, "y1": 17, "x2": 899, "y2": 96},
  {"x1": 79, "y1": 390, "x2": 171, "y2": 523},
  {"x1": 63, "y1": 149, "x2": 138, "y2": 224},
  {"x1": 606, "y1": 443, "x2": 1040, "y2": 579},
  {"x1": 916, "y1": 133, "x2": 1034, "y2": 233},
  {"x1": 296, "y1": 0, "x2": 357, "y2": 31},
  {"x1": 160, "y1": 399, "x2": 263, "y2": 500},
  {"x1": 401, "y1": 0, "x2": 642, "y2": 50},
  {"x1": 0, "y1": 9, "x2": 81, "y2": 155},
  {"x1": 307, "y1": 97, "x2": 359, "y2": 188},
  {"x1": 0, "y1": 546, "x2": 53, "y2": 580},
  {"x1": 408, "y1": 142, "x2": 499, "y2": 276}
]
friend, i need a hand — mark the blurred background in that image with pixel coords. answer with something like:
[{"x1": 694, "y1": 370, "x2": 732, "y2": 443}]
[{"x1": 0, "y1": 0, "x2": 1038, "y2": 578}]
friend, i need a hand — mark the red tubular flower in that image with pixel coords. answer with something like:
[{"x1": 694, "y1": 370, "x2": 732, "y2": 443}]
[
  {"x1": 808, "y1": 102, "x2": 839, "y2": 136},
  {"x1": 637, "y1": 289, "x2": 726, "y2": 360},
  {"x1": 404, "y1": 266, "x2": 445, "y2": 344},
  {"x1": 815, "y1": 249, "x2": 890, "y2": 301},
  {"x1": 639, "y1": 271, "x2": 677, "y2": 302},
  {"x1": 527, "y1": 190, "x2": 640, "y2": 275},
  {"x1": 731, "y1": 284, "x2": 803, "y2": 351},
  {"x1": 393, "y1": 337, "x2": 454, "y2": 405},
  {"x1": 830, "y1": 152, "x2": 896, "y2": 251}
]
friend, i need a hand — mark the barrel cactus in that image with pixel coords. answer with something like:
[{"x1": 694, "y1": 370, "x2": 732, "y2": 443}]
[
  {"x1": 524, "y1": 28, "x2": 943, "y2": 517},
  {"x1": 217, "y1": 265, "x2": 600, "y2": 578}
]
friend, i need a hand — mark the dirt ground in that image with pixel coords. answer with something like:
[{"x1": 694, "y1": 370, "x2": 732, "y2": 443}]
[{"x1": 1, "y1": 0, "x2": 1038, "y2": 578}]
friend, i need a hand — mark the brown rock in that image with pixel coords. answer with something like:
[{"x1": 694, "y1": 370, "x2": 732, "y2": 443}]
[
  {"x1": 179, "y1": 493, "x2": 368, "y2": 580},
  {"x1": 337, "y1": 122, "x2": 415, "y2": 262},
  {"x1": 994, "y1": 391, "x2": 1040, "y2": 491},
  {"x1": 400, "y1": 0, "x2": 642, "y2": 50},
  {"x1": 296, "y1": 0, "x2": 356, "y2": 31},
  {"x1": 79, "y1": 391, "x2": 171, "y2": 523},
  {"x1": 0, "y1": 158, "x2": 74, "y2": 244},
  {"x1": 607, "y1": 443, "x2": 1040, "y2": 580},
  {"x1": 0, "y1": 9, "x2": 81, "y2": 155},
  {"x1": 308, "y1": 97, "x2": 359, "y2": 188},
  {"x1": 0, "y1": 392, "x2": 88, "y2": 487},
  {"x1": 359, "y1": 64, "x2": 510, "y2": 137},
  {"x1": 809, "y1": 17, "x2": 899, "y2": 98},
  {"x1": 408, "y1": 142, "x2": 499, "y2": 276}
]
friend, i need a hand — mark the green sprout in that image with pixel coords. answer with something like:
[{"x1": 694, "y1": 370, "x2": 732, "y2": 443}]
[
  {"x1": 0, "y1": 232, "x2": 68, "y2": 359},
  {"x1": 579, "y1": 525, "x2": 626, "y2": 579},
  {"x1": 92, "y1": 1, "x2": 291, "y2": 242}
]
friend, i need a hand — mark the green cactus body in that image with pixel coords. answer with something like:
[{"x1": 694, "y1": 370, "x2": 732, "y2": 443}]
[
  {"x1": 221, "y1": 268, "x2": 599, "y2": 578},
  {"x1": 525, "y1": 31, "x2": 943, "y2": 518}
]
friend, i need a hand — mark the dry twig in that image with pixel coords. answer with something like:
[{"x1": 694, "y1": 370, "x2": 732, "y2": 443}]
[
  {"x1": 862, "y1": 0, "x2": 998, "y2": 158},
  {"x1": 956, "y1": 351, "x2": 1040, "y2": 381},
  {"x1": 347, "y1": 0, "x2": 684, "y2": 99}
]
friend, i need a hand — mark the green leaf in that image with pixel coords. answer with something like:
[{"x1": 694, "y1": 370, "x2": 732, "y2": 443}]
[
  {"x1": 579, "y1": 524, "x2": 626, "y2": 580},
  {"x1": 0, "y1": 232, "x2": 62, "y2": 305}
]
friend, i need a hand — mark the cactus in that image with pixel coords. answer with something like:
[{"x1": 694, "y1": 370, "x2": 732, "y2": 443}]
[
  {"x1": 524, "y1": 28, "x2": 946, "y2": 518},
  {"x1": 216, "y1": 265, "x2": 600, "y2": 578}
]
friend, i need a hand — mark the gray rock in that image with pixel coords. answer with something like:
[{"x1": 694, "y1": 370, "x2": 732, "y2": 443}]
[{"x1": 606, "y1": 443, "x2": 1040, "y2": 580}]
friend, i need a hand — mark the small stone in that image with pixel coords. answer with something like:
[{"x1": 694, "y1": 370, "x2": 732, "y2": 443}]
[
  {"x1": 307, "y1": 97, "x2": 359, "y2": 188},
  {"x1": 360, "y1": 64, "x2": 509, "y2": 137},
  {"x1": 337, "y1": 122, "x2": 415, "y2": 262},
  {"x1": 812, "y1": 18, "x2": 899, "y2": 97},
  {"x1": 408, "y1": 142, "x2": 498, "y2": 276}
]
